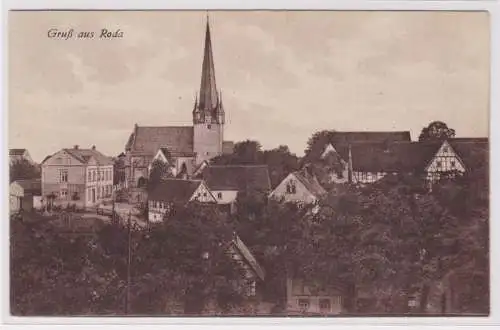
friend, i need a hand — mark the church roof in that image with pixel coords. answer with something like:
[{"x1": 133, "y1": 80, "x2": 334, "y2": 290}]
[
  {"x1": 201, "y1": 165, "x2": 271, "y2": 192},
  {"x1": 198, "y1": 19, "x2": 218, "y2": 110},
  {"x1": 148, "y1": 179, "x2": 202, "y2": 203},
  {"x1": 128, "y1": 125, "x2": 194, "y2": 156}
]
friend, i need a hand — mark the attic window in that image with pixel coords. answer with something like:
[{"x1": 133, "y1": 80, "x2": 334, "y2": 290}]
[
  {"x1": 443, "y1": 147, "x2": 449, "y2": 153},
  {"x1": 217, "y1": 192, "x2": 222, "y2": 199},
  {"x1": 286, "y1": 180, "x2": 297, "y2": 194}
]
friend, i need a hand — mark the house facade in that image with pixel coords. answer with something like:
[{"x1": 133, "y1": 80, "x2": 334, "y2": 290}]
[
  {"x1": 269, "y1": 167, "x2": 326, "y2": 205},
  {"x1": 41, "y1": 145, "x2": 114, "y2": 208},
  {"x1": 197, "y1": 165, "x2": 272, "y2": 207},
  {"x1": 147, "y1": 179, "x2": 216, "y2": 222},
  {"x1": 286, "y1": 278, "x2": 344, "y2": 315},
  {"x1": 10, "y1": 179, "x2": 42, "y2": 213},
  {"x1": 124, "y1": 19, "x2": 233, "y2": 189}
]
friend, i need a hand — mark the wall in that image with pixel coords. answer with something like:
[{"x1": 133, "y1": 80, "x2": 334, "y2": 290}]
[
  {"x1": 209, "y1": 190, "x2": 238, "y2": 204},
  {"x1": 194, "y1": 122, "x2": 223, "y2": 165},
  {"x1": 352, "y1": 171, "x2": 387, "y2": 184},
  {"x1": 270, "y1": 174, "x2": 317, "y2": 204},
  {"x1": 85, "y1": 164, "x2": 114, "y2": 207},
  {"x1": 286, "y1": 278, "x2": 343, "y2": 315}
]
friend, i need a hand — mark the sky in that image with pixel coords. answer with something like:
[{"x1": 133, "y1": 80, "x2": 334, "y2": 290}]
[{"x1": 8, "y1": 10, "x2": 490, "y2": 162}]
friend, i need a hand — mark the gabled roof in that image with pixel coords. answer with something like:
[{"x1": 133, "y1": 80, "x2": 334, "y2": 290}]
[
  {"x1": 62, "y1": 148, "x2": 113, "y2": 166},
  {"x1": 329, "y1": 131, "x2": 411, "y2": 145},
  {"x1": 231, "y1": 234, "x2": 265, "y2": 281},
  {"x1": 349, "y1": 141, "x2": 438, "y2": 173},
  {"x1": 447, "y1": 138, "x2": 489, "y2": 171},
  {"x1": 11, "y1": 179, "x2": 41, "y2": 194},
  {"x1": 201, "y1": 165, "x2": 272, "y2": 192},
  {"x1": 293, "y1": 170, "x2": 327, "y2": 197},
  {"x1": 9, "y1": 148, "x2": 27, "y2": 156},
  {"x1": 159, "y1": 147, "x2": 195, "y2": 159},
  {"x1": 148, "y1": 179, "x2": 203, "y2": 203},
  {"x1": 126, "y1": 125, "x2": 194, "y2": 156}
]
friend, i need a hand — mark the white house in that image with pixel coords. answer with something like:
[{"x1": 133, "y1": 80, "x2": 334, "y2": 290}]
[
  {"x1": 269, "y1": 167, "x2": 327, "y2": 205},
  {"x1": 198, "y1": 165, "x2": 272, "y2": 206},
  {"x1": 147, "y1": 178, "x2": 216, "y2": 223},
  {"x1": 286, "y1": 277, "x2": 344, "y2": 315},
  {"x1": 10, "y1": 179, "x2": 42, "y2": 213}
]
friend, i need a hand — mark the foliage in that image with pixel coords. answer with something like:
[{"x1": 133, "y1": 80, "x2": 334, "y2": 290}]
[
  {"x1": 10, "y1": 159, "x2": 40, "y2": 183},
  {"x1": 148, "y1": 159, "x2": 172, "y2": 189},
  {"x1": 113, "y1": 156, "x2": 126, "y2": 185},
  {"x1": 418, "y1": 121, "x2": 456, "y2": 142},
  {"x1": 212, "y1": 141, "x2": 300, "y2": 188}
]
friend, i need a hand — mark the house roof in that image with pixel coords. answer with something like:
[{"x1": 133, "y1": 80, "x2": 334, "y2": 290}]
[
  {"x1": 348, "y1": 137, "x2": 489, "y2": 173},
  {"x1": 448, "y1": 138, "x2": 489, "y2": 171},
  {"x1": 201, "y1": 165, "x2": 272, "y2": 192},
  {"x1": 232, "y1": 234, "x2": 265, "y2": 281},
  {"x1": 11, "y1": 179, "x2": 41, "y2": 194},
  {"x1": 126, "y1": 125, "x2": 194, "y2": 156},
  {"x1": 148, "y1": 179, "x2": 202, "y2": 203},
  {"x1": 293, "y1": 169, "x2": 327, "y2": 197},
  {"x1": 63, "y1": 148, "x2": 114, "y2": 166},
  {"x1": 329, "y1": 131, "x2": 411, "y2": 145},
  {"x1": 9, "y1": 148, "x2": 27, "y2": 156}
]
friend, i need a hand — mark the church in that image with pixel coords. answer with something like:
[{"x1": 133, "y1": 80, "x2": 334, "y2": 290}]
[{"x1": 124, "y1": 19, "x2": 233, "y2": 189}]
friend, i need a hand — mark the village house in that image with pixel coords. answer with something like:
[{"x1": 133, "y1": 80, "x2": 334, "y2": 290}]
[
  {"x1": 9, "y1": 179, "x2": 42, "y2": 213},
  {"x1": 347, "y1": 138, "x2": 488, "y2": 185},
  {"x1": 124, "y1": 20, "x2": 233, "y2": 192},
  {"x1": 9, "y1": 148, "x2": 35, "y2": 165},
  {"x1": 286, "y1": 277, "x2": 344, "y2": 315},
  {"x1": 41, "y1": 145, "x2": 114, "y2": 208},
  {"x1": 197, "y1": 165, "x2": 272, "y2": 211},
  {"x1": 147, "y1": 178, "x2": 216, "y2": 222},
  {"x1": 269, "y1": 166, "x2": 326, "y2": 205}
]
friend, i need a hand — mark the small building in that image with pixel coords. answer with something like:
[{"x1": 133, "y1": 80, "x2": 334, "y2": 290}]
[
  {"x1": 269, "y1": 167, "x2": 326, "y2": 205},
  {"x1": 41, "y1": 145, "x2": 114, "y2": 208},
  {"x1": 147, "y1": 179, "x2": 216, "y2": 223},
  {"x1": 198, "y1": 165, "x2": 272, "y2": 208},
  {"x1": 9, "y1": 148, "x2": 34, "y2": 165},
  {"x1": 10, "y1": 179, "x2": 42, "y2": 213},
  {"x1": 286, "y1": 277, "x2": 344, "y2": 315},
  {"x1": 149, "y1": 147, "x2": 197, "y2": 178}
]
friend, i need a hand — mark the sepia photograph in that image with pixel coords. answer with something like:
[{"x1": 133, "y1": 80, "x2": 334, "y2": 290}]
[{"x1": 7, "y1": 9, "x2": 490, "y2": 317}]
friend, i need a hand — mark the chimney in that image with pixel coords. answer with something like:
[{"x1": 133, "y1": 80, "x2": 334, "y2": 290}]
[
  {"x1": 73, "y1": 145, "x2": 79, "y2": 150},
  {"x1": 91, "y1": 145, "x2": 96, "y2": 150}
]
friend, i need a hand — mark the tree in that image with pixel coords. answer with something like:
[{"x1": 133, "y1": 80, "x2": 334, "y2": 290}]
[
  {"x1": 418, "y1": 121, "x2": 456, "y2": 142},
  {"x1": 148, "y1": 160, "x2": 171, "y2": 189},
  {"x1": 262, "y1": 145, "x2": 300, "y2": 188},
  {"x1": 303, "y1": 130, "x2": 336, "y2": 161},
  {"x1": 10, "y1": 159, "x2": 40, "y2": 183}
]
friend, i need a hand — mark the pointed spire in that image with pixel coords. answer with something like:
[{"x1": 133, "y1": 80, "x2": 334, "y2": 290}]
[{"x1": 199, "y1": 15, "x2": 218, "y2": 110}]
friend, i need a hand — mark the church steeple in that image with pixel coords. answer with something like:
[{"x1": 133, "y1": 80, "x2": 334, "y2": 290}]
[{"x1": 198, "y1": 17, "x2": 219, "y2": 111}]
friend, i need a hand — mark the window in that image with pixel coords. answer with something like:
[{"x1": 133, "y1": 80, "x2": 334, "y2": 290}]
[
  {"x1": 217, "y1": 192, "x2": 222, "y2": 199},
  {"x1": 443, "y1": 147, "x2": 449, "y2": 153},
  {"x1": 286, "y1": 180, "x2": 297, "y2": 194},
  {"x1": 319, "y1": 299, "x2": 331, "y2": 311},
  {"x1": 88, "y1": 170, "x2": 91, "y2": 181},
  {"x1": 203, "y1": 192, "x2": 207, "y2": 197},
  {"x1": 60, "y1": 169, "x2": 68, "y2": 182},
  {"x1": 207, "y1": 124, "x2": 212, "y2": 129},
  {"x1": 298, "y1": 299, "x2": 310, "y2": 311},
  {"x1": 436, "y1": 161, "x2": 442, "y2": 168},
  {"x1": 92, "y1": 171, "x2": 96, "y2": 182},
  {"x1": 451, "y1": 160, "x2": 456, "y2": 168},
  {"x1": 61, "y1": 189, "x2": 68, "y2": 199}
]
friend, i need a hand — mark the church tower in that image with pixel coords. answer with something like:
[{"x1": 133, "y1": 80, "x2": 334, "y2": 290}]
[{"x1": 193, "y1": 18, "x2": 225, "y2": 165}]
